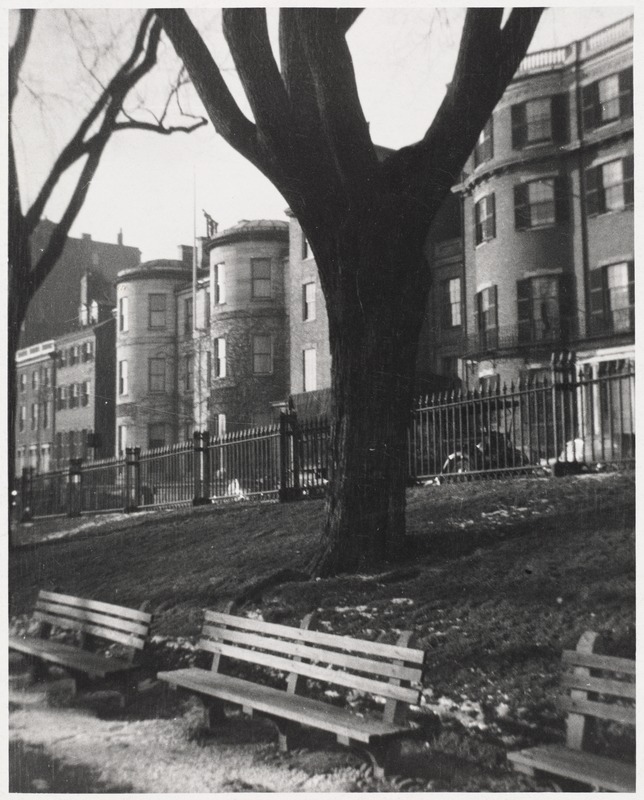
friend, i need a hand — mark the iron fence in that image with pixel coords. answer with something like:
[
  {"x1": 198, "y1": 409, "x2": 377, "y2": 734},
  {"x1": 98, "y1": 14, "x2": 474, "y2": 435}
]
[{"x1": 17, "y1": 362, "x2": 634, "y2": 520}]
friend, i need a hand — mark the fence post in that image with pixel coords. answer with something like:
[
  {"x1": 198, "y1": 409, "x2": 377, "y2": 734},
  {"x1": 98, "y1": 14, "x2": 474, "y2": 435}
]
[
  {"x1": 124, "y1": 447, "x2": 141, "y2": 512},
  {"x1": 68, "y1": 458, "x2": 83, "y2": 517},
  {"x1": 193, "y1": 431, "x2": 212, "y2": 505},
  {"x1": 20, "y1": 467, "x2": 34, "y2": 522},
  {"x1": 279, "y1": 411, "x2": 302, "y2": 502}
]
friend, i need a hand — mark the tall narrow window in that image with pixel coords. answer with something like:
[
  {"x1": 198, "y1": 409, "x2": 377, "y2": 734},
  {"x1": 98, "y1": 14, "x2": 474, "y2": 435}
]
[
  {"x1": 474, "y1": 194, "x2": 496, "y2": 245},
  {"x1": 303, "y1": 348, "x2": 317, "y2": 392},
  {"x1": 214, "y1": 263, "x2": 226, "y2": 305},
  {"x1": 42, "y1": 401, "x2": 49, "y2": 429},
  {"x1": 118, "y1": 425, "x2": 127, "y2": 455},
  {"x1": 148, "y1": 357, "x2": 166, "y2": 393},
  {"x1": 184, "y1": 297, "x2": 193, "y2": 335},
  {"x1": 82, "y1": 381, "x2": 90, "y2": 406},
  {"x1": 185, "y1": 355, "x2": 194, "y2": 392},
  {"x1": 253, "y1": 335, "x2": 272, "y2": 374},
  {"x1": 32, "y1": 370, "x2": 39, "y2": 390},
  {"x1": 586, "y1": 156, "x2": 634, "y2": 215},
  {"x1": 303, "y1": 282, "x2": 316, "y2": 321},
  {"x1": 19, "y1": 373, "x2": 26, "y2": 393},
  {"x1": 517, "y1": 276, "x2": 560, "y2": 343},
  {"x1": 589, "y1": 261, "x2": 634, "y2": 336},
  {"x1": 302, "y1": 236, "x2": 312, "y2": 260},
  {"x1": 251, "y1": 258, "x2": 272, "y2": 298},
  {"x1": 582, "y1": 68, "x2": 633, "y2": 130},
  {"x1": 118, "y1": 360, "x2": 128, "y2": 395},
  {"x1": 31, "y1": 403, "x2": 39, "y2": 430},
  {"x1": 216, "y1": 414, "x2": 227, "y2": 438},
  {"x1": 19, "y1": 405, "x2": 26, "y2": 432},
  {"x1": 474, "y1": 118, "x2": 493, "y2": 167},
  {"x1": 148, "y1": 422, "x2": 167, "y2": 450},
  {"x1": 214, "y1": 337, "x2": 226, "y2": 378},
  {"x1": 148, "y1": 294, "x2": 167, "y2": 329},
  {"x1": 441, "y1": 278, "x2": 462, "y2": 328},
  {"x1": 475, "y1": 286, "x2": 498, "y2": 350},
  {"x1": 119, "y1": 297, "x2": 128, "y2": 332}
]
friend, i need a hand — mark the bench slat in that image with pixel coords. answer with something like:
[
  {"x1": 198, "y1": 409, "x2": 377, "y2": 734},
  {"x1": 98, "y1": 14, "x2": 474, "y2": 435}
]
[
  {"x1": 508, "y1": 744, "x2": 635, "y2": 792},
  {"x1": 157, "y1": 668, "x2": 416, "y2": 743},
  {"x1": 35, "y1": 601, "x2": 149, "y2": 637},
  {"x1": 561, "y1": 673, "x2": 635, "y2": 699},
  {"x1": 39, "y1": 591, "x2": 151, "y2": 623},
  {"x1": 9, "y1": 636, "x2": 136, "y2": 678},
  {"x1": 204, "y1": 611, "x2": 424, "y2": 665},
  {"x1": 558, "y1": 696, "x2": 636, "y2": 726},
  {"x1": 33, "y1": 611, "x2": 146, "y2": 650},
  {"x1": 201, "y1": 624, "x2": 422, "y2": 683},
  {"x1": 562, "y1": 650, "x2": 636, "y2": 675},
  {"x1": 198, "y1": 639, "x2": 421, "y2": 704}
]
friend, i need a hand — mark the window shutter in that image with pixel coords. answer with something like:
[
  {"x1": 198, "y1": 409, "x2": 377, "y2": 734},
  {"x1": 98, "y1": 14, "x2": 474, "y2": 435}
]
[
  {"x1": 517, "y1": 279, "x2": 532, "y2": 343},
  {"x1": 619, "y1": 67, "x2": 633, "y2": 118},
  {"x1": 511, "y1": 103, "x2": 526, "y2": 149},
  {"x1": 514, "y1": 184, "x2": 530, "y2": 230},
  {"x1": 584, "y1": 165, "x2": 600, "y2": 216},
  {"x1": 623, "y1": 154, "x2": 634, "y2": 206},
  {"x1": 582, "y1": 81, "x2": 599, "y2": 130},
  {"x1": 489, "y1": 193, "x2": 496, "y2": 239},
  {"x1": 473, "y1": 200, "x2": 480, "y2": 246},
  {"x1": 627, "y1": 261, "x2": 634, "y2": 330},
  {"x1": 551, "y1": 93, "x2": 570, "y2": 144},
  {"x1": 489, "y1": 285, "x2": 499, "y2": 349},
  {"x1": 554, "y1": 175, "x2": 570, "y2": 223},
  {"x1": 588, "y1": 267, "x2": 606, "y2": 335}
]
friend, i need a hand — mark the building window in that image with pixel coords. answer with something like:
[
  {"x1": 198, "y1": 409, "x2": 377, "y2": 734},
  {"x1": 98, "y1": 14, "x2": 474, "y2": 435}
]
[
  {"x1": 302, "y1": 236, "x2": 312, "y2": 260},
  {"x1": 184, "y1": 297, "x2": 193, "y2": 335},
  {"x1": 303, "y1": 348, "x2": 317, "y2": 392},
  {"x1": 214, "y1": 263, "x2": 226, "y2": 305},
  {"x1": 19, "y1": 405, "x2": 26, "y2": 432},
  {"x1": 148, "y1": 422, "x2": 167, "y2": 450},
  {"x1": 32, "y1": 370, "x2": 39, "y2": 390},
  {"x1": 474, "y1": 194, "x2": 496, "y2": 245},
  {"x1": 42, "y1": 367, "x2": 50, "y2": 388},
  {"x1": 582, "y1": 68, "x2": 633, "y2": 130},
  {"x1": 81, "y1": 381, "x2": 90, "y2": 406},
  {"x1": 441, "y1": 278, "x2": 462, "y2": 329},
  {"x1": 253, "y1": 335, "x2": 273, "y2": 374},
  {"x1": 185, "y1": 355, "x2": 194, "y2": 392},
  {"x1": 42, "y1": 401, "x2": 49, "y2": 429},
  {"x1": 31, "y1": 403, "x2": 38, "y2": 430},
  {"x1": 474, "y1": 118, "x2": 493, "y2": 167},
  {"x1": 589, "y1": 262, "x2": 634, "y2": 335},
  {"x1": 118, "y1": 360, "x2": 128, "y2": 395},
  {"x1": 119, "y1": 297, "x2": 128, "y2": 332},
  {"x1": 251, "y1": 258, "x2": 272, "y2": 298},
  {"x1": 148, "y1": 293, "x2": 167, "y2": 329},
  {"x1": 68, "y1": 346, "x2": 77, "y2": 366},
  {"x1": 511, "y1": 94, "x2": 569, "y2": 149},
  {"x1": 57, "y1": 385, "x2": 67, "y2": 410},
  {"x1": 585, "y1": 156, "x2": 633, "y2": 215},
  {"x1": 303, "y1": 282, "x2": 316, "y2": 321},
  {"x1": 58, "y1": 349, "x2": 67, "y2": 367},
  {"x1": 148, "y1": 357, "x2": 166, "y2": 393},
  {"x1": 82, "y1": 341, "x2": 94, "y2": 362},
  {"x1": 214, "y1": 337, "x2": 226, "y2": 378},
  {"x1": 204, "y1": 291, "x2": 211, "y2": 326},
  {"x1": 514, "y1": 177, "x2": 569, "y2": 229},
  {"x1": 19, "y1": 373, "x2": 26, "y2": 393},
  {"x1": 475, "y1": 286, "x2": 498, "y2": 349},
  {"x1": 117, "y1": 425, "x2": 127, "y2": 455},
  {"x1": 517, "y1": 276, "x2": 560, "y2": 343},
  {"x1": 69, "y1": 383, "x2": 80, "y2": 408}
]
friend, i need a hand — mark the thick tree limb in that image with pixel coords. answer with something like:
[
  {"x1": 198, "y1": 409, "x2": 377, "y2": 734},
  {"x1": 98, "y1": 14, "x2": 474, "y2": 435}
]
[
  {"x1": 334, "y1": 8, "x2": 364, "y2": 36},
  {"x1": 9, "y1": 9, "x2": 36, "y2": 109},
  {"x1": 155, "y1": 8, "x2": 261, "y2": 169},
  {"x1": 297, "y1": 9, "x2": 377, "y2": 193}
]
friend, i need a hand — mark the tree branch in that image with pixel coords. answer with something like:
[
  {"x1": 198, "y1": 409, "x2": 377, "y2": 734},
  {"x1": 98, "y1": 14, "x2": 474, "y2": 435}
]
[
  {"x1": 297, "y1": 9, "x2": 378, "y2": 193},
  {"x1": 9, "y1": 9, "x2": 36, "y2": 109},
  {"x1": 334, "y1": 8, "x2": 364, "y2": 36},
  {"x1": 112, "y1": 118, "x2": 207, "y2": 135},
  {"x1": 155, "y1": 8, "x2": 261, "y2": 168}
]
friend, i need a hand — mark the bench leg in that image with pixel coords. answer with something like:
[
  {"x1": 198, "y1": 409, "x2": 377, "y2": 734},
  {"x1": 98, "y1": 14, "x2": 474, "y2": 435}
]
[
  {"x1": 270, "y1": 719, "x2": 298, "y2": 752},
  {"x1": 204, "y1": 699, "x2": 227, "y2": 729},
  {"x1": 359, "y1": 740, "x2": 401, "y2": 780}
]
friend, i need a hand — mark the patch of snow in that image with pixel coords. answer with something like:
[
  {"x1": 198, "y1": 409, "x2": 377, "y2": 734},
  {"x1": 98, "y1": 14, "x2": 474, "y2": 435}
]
[{"x1": 391, "y1": 598, "x2": 414, "y2": 606}]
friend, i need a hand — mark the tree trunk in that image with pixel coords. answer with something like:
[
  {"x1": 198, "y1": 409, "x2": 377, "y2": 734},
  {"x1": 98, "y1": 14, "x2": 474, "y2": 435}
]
[{"x1": 308, "y1": 225, "x2": 428, "y2": 577}]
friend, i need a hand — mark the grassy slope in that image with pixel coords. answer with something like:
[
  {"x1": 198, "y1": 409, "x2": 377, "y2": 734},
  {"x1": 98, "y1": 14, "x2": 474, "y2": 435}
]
[{"x1": 10, "y1": 473, "x2": 634, "y2": 789}]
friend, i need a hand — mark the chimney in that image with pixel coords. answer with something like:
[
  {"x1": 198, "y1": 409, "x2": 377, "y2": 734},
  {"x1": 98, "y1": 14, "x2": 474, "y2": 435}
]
[
  {"x1": 178, "y1": 244, "x2": 193, "y2": 267},
  {"x1": 117, "y1": 229, "x2": 123, "y2": 246}
]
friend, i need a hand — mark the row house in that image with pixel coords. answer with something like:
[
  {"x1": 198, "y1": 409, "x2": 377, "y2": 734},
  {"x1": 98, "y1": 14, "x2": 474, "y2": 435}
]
[
  {"x1": 288, "y1": 15, "x2": 634, "y2": 403},
  {"x1": 114, "y1": 220, "x2": 290, "y2": 452},
  {"x1": 15, "y1": 341, "x2": 56, "y2": 475}
]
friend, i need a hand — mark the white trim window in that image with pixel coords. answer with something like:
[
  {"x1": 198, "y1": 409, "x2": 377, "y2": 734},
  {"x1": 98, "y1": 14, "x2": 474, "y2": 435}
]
[
  {"x1": 214, "y1": 337, "x2": 227, "y2": 378},
  {"x1": 253, "y1": 335, "x2": 273, "y2": 374}
]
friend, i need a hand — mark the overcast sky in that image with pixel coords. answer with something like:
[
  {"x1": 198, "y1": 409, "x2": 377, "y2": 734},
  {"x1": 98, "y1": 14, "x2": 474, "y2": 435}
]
[{"x1": 11, "y1": 4, "x2": 633, "y2": 263}]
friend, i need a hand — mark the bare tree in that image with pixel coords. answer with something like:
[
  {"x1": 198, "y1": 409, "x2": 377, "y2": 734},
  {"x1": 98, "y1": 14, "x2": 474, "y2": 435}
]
[
  {"x1": 8, "y1": 10, "x2": 206, "y2": 518},
  {"x1": 155, "y1": 7, "x2": 543, "y2": 576}
]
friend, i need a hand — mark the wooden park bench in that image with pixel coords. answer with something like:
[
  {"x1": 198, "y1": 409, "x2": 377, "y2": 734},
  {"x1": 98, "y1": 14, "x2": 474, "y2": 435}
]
[
  {"x1": 158, "y1": 609, "x2": 427, "y2": 776},
  {"x1": 508, "y1": 631, "x2": 635, "y2": 792},
  {"x1": 9, "y1": 590, "x2": 152, "y2": 704}
]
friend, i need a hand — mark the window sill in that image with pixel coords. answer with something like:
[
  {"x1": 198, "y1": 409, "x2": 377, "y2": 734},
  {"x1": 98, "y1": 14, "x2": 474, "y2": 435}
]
[
  {"x1": 516, "y1": 222, "x2": 558, "y2": 232},
  {"x1": 587, "y1": 205, "x2": 633, "y2": 219},
  {"x1": 475, "y1": 239, "x2": 495, "y2": 249}
]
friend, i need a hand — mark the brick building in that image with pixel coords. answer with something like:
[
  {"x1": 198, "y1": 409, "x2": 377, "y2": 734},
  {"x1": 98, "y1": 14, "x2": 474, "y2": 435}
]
[
  {"x1": 21, "y1": 221, "x2": 141, "y2": 348},
  {"x1": 15, "y1": 341, "x2": 56, "y2": 476}
]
